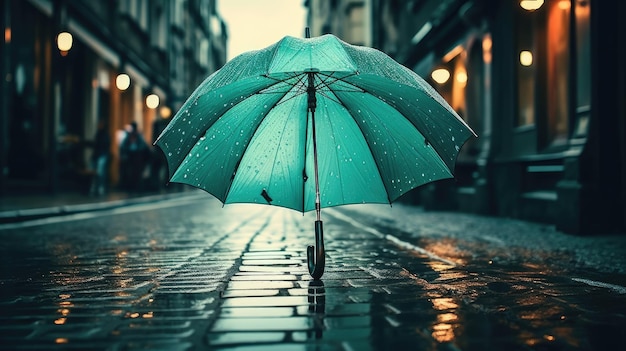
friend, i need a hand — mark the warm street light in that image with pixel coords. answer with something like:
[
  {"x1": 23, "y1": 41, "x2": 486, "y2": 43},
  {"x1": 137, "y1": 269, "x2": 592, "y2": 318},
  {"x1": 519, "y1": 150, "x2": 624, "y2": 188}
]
[
  {"x1": 520, "y1": 50, "x2": 533, "y2": 66},
  {"x1": 159, "y1": 106, "x2": 172, "y2": 119},
  {"x1": 432, "y1": 68, "x2": 451, "y2": 84},
  {"x1": 57, "y1": 31, "x2": 73, "y2": 52},
  {"x1": 456, "y1": 70, "x2": 468, "y2": 85},
  {"x1": 520, "y1": 0, "x2": 544, "y2": 11},
  {"x1": 116, "y1": 73, "x2": 130, "y2": 91},
  {"x1": 146, "y1": 94, "x2": 159, "y2": 109}
]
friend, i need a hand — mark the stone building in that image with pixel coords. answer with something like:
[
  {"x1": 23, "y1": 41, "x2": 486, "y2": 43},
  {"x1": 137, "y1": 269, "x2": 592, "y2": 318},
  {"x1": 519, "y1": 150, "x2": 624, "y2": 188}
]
[
  {"x1": 306, "y1": 0, "x2": 626, "y2": 235},
  {"x1": 0, "y1": 0, "x2": 227, "y2": 193}
]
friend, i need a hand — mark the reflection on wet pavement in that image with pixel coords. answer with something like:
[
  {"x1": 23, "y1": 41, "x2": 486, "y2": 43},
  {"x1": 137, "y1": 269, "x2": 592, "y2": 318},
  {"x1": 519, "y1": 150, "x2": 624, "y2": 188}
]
[{"x1": 0, "y1": 199, "x2": 625, "y2": 350}]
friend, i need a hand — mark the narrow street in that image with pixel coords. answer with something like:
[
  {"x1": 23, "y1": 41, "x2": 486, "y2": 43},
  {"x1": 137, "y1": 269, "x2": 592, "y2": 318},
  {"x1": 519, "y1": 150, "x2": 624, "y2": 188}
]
[{"x1": 1, "y1": 195, "x2": 625, "y2": 350}]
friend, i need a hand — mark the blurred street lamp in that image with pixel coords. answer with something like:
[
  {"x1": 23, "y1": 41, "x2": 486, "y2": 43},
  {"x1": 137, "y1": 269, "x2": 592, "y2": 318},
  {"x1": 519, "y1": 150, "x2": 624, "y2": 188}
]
[
  {"x1": 57, "y1": 31, "x2": 73, "y2": 52},
  {"x1": 520, "y1": 0, "x2": 544, "y2": 11},
  {"x1": 432, "y1": 68, "x2": 451, "y2": 84},
  {"x1": 146, "y1": 94, "x2": 159, "y2": 109},
  {"x1": 456, "y1": 70, "x2": 468, "y2": 85},
  {"x1": 482, "y1": 35, "x2": 493, "y2": 63},
  {"x1": 116, "y1": 73, "x2": 130, "y2": 91},
  {"x1": 520, "y1": 50, "x2": 533, "y2": 66},
  {"x1": 159, "y1": 106, "x2": 172, "y2": 119}
]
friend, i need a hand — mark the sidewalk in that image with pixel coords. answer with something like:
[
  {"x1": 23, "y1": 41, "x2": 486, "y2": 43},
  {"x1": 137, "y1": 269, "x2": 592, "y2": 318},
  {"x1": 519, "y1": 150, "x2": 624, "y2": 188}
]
[{"x1": 0, "y1": 186, "x2": 198, "y2": 224}]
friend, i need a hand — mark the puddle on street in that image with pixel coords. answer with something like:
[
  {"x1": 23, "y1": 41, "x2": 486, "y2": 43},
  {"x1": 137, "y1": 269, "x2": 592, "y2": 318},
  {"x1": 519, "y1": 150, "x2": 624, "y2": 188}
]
[
  {"x1": 2, "y1": 203, "x2": 625, "y2": 350},
  {"x1": 207, "y1": 220, "x2": 626, "y2": 350}
]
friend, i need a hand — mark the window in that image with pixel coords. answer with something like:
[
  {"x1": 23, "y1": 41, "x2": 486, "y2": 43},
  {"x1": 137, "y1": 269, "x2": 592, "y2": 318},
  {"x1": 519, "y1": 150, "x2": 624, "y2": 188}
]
[
  {"x1": 150, "y1": 4, "x2": 167, "y2": 50},
  {"x1": 516, "y1": 0, "x2": 573, "y2": 146},
  {"x1": 574, "y1": 0, "x2": 591, "y2": 137},
  {"x1": 546, "y1": 0, "x2": 570, "y2": 143},
  {"x1": 516, "y1": 6, "x2": 537, "y2": 127},
  {"x1": 173, "y1": 0, "x2": 185, "y2": 29}
]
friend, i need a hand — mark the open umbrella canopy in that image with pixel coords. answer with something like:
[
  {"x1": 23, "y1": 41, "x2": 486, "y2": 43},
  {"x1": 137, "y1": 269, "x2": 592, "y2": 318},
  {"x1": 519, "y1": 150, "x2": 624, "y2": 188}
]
[{"x1": 155, "y1": 34, "x2": 476, "y2": 213}]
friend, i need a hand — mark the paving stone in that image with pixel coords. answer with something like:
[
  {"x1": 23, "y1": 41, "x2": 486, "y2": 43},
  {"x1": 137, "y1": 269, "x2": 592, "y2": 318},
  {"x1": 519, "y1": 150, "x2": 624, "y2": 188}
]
[{"x1": 2, "y1": 199, "x2": 626, "y2": 350}]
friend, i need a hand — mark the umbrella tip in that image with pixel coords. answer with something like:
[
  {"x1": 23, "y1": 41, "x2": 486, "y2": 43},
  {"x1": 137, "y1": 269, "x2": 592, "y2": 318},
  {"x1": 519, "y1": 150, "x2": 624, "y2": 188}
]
[
  {"x1": 261, "y1": 189, "x2": 273, "y2": 204},
  {"x1": 305, "y1": 27, "x2": 310, "y2": 39}
]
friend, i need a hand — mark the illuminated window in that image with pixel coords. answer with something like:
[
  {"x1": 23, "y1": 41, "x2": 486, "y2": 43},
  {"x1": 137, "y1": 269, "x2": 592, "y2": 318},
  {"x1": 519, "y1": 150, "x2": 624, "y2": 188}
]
[
  {"x1": 574, "y1": 0, "x2": 591, "y2": 137},
  {"x1": 546, "y1": 0, "x2": 571, "y2": 143},
  {"x1": 516, "y1": 11, "x2": 536, "y2": 127}
]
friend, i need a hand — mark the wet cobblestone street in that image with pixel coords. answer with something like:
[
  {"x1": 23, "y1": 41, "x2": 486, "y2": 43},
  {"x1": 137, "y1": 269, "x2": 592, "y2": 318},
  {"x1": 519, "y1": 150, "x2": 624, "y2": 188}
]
[{"x1": 1, "y1": 196, "x2": 625, "y2": 350}]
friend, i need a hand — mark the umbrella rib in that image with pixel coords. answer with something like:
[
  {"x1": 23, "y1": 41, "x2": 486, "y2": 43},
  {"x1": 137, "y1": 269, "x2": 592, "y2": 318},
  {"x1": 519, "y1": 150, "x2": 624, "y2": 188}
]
[
  {"x1": 261, "y1": 72, "x2": 302, "y2": 86},
  {"x1": 221, "y1": 86, "x2": 294, "y2": 205},
  {"x1": 164, "y1": 78, "x2": 288, "y2": 178},
  {"x1": 355, "y1": 84, "x2": 455, "y2": 181},
  {"x1": 328, "y1": 90, "x2": 394, "y2": 204},
  {"x1": 302, "y1": 107, "x2": 309, "y2": 213},
  {"x1": 260, "y1": 74, "x2": 309, "y2": 107},
  {"x1": 317, "y1": 72, "x2": 364, "y2": 93},
  {"x1": 310, "y1": 72, "x2": 363, "y2": 106}
]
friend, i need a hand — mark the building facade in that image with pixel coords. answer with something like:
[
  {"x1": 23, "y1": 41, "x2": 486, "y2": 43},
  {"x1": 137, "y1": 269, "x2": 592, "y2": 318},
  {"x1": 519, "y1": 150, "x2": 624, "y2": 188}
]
[
  {"x1": 306, "y1": 0, "x2": 626, "y2": 235},
  {"x1": 0, "y1": 0, "x2": 227, "y2": 194}
]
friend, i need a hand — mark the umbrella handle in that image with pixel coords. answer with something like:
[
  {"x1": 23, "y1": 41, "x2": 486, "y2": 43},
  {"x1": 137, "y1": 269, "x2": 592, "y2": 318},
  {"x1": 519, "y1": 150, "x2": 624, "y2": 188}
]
[{"x1": 307, "y1": 220, "x2": 325, "y2": 280}]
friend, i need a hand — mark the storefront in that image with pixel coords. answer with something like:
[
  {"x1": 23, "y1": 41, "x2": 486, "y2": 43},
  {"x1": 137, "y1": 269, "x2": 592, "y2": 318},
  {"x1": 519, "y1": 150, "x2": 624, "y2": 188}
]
[
  {"x1": 385, "y1": 0, "x2": 624, "y2": 234},
  {"x1": 1, "y1": 0, "x2": 172, "y2": 194}
]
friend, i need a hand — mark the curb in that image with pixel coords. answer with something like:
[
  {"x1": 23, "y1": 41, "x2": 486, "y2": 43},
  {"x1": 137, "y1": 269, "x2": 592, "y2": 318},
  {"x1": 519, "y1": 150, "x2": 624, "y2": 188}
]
[{"x1": 0, "y1": 192, "x2": 198, "y2": 224}]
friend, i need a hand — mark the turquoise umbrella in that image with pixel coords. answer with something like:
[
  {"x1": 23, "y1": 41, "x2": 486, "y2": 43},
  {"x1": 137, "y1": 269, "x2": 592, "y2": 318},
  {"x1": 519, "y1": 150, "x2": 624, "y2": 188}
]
[{"x1": 155, "y1": 31, "x2": 477, "y2": 279}]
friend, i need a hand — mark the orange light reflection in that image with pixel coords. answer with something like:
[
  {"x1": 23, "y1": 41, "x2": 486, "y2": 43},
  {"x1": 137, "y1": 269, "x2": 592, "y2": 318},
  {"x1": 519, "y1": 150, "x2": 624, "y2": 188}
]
[
  {"x1": 431, "y1": 297, "x2": 459, "y2": 311},
  {"x1": 432, "y1": 323, "x2": 455, "y2": 342}
]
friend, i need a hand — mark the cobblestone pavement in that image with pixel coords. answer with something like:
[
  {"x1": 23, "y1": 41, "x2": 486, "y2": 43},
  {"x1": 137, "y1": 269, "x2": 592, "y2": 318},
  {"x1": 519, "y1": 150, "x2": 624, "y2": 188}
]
[{"x1": 0, "y1": 197, "x2": 625, "y2": 350}]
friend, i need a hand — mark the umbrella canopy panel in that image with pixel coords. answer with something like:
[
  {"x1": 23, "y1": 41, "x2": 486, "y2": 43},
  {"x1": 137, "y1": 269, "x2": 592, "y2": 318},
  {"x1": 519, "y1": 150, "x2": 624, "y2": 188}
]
[{"x1": 156, "y1": 34, "x2": 476, "y2": 213}]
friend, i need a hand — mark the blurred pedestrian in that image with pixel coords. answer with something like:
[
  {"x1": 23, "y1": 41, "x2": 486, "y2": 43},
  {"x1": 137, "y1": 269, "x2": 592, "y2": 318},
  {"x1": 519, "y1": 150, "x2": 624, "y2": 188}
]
[
  {"x1": 150, "y1": 116, "x2": 169, "y2": 190},
  {"x1": 89, "y1": 119, "x2": 111, "y2": 195},
  {"x1": 119, "y1": 121, "x2": 150, "y2": 192}
]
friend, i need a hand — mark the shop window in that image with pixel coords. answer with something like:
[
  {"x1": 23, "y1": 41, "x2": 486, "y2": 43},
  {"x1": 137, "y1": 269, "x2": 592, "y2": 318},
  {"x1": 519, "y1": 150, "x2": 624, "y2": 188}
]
[
  {"x1": 516, "y1": 0, "x2": 573, "y2": 146},
  {"x1": 546, "y1": 0, "x2": 570, "y2": 144},
  {"x1": 516, "y1": 6, "x2": 537, "y2": 127},
  {"x1": 574, "y1": 0, "x2": 591, "y2": 137}
]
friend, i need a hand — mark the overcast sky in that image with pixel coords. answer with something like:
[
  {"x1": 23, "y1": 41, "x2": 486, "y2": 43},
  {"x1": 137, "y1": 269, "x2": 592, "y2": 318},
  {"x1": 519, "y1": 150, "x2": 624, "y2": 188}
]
[{"x1": 217, "y1": 0, "x2": 308, "y2": 60}]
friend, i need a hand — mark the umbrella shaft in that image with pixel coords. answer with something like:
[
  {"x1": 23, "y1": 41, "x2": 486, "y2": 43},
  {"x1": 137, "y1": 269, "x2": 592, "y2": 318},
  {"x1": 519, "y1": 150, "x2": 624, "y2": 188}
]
[
  {"x1": 311, "y1": 108, "x2": 321, "y2": 222},
  {"x1": 308, "y1": 72, "x2": 321, "y2": 222}
]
